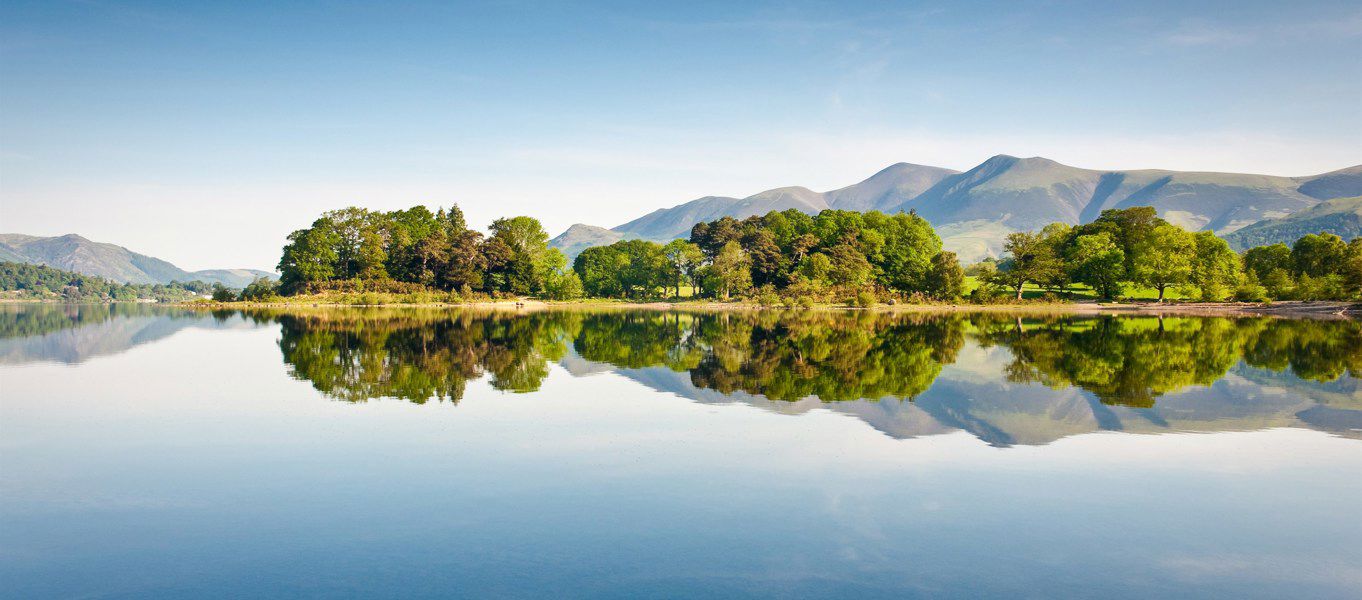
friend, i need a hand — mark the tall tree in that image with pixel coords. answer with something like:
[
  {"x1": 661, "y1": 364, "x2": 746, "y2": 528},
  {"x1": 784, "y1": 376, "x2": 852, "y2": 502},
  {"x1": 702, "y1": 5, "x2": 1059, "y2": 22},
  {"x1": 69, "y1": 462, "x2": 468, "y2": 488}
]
[
  {"x1": 1067, "y1": 232, "x2": 1125, "y2": 299},
  {"x1": 663, "y1": 239, "x2": 704, "y2": 298},
  {"x1": 1190, "y1": 232, "x2": 1242, "y2": 301},
  {"x1": 707, "y1": 242, "x2": 752, "y2": 300},
  {"x1": 1291, "y1": 232, "x2": 1348, "y2": 277},
  {"x1": 993, "y1": 232, "x2": 1063, "y2": 300},
  {"x1": 924, "y1": 251, "x2": 964, "y2": 300},
  {"x1": 1133, "y1": 224, "x2": 1195, "y2": 301}
]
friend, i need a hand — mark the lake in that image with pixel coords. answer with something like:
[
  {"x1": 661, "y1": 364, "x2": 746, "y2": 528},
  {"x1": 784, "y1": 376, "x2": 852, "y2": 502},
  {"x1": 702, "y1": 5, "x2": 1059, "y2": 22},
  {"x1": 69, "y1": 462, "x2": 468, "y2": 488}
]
[{"x1": 1, "y1": 304, "x2": 1359, "y2": 599}]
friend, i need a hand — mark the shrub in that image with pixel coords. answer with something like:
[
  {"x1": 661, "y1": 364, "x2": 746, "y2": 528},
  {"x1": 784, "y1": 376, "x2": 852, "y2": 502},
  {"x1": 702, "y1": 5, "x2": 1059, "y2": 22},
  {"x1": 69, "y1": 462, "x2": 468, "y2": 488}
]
[
  {"x1": 852, "y1": 290, "x2": 877, "y2": 308},
  {"x1": 211, "y1": 284, "x2": 236, "y2": 302},
  {"x1": 755, "y1": 285, "x2": 781, "y2": 308}
]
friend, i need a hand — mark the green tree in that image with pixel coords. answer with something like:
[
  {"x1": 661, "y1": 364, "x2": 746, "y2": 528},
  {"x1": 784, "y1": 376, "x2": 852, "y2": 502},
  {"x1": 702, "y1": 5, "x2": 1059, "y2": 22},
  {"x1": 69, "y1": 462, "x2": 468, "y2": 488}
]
[
  {"x1": 1242, "y1": 243, "x2": 1292, "y2": 280},
  {"x1": 993, "y1": 232, "x2": 1063, "y2": 300},
  {"x1": 1291, "y1": 232, "x2": 1348, "y2": 277},
  {"x1": 826, "y1": 242, "x2": 873, "y2": 288},
  {"x1": 1133, "y1": 224, "x2": 1195, "y2": 301},
  {"x1": 487, "y1": 216, "x2": 552, "y2": 295},
  {"x1": 924, "y1": 251, "x2": 964, "y2": 300},
  {"x1": 1190, "y1": 231, "x2": 1241, "y2": 301},
  {"x1": 1344, "y1": 238, "x2": 1362, "y2": 299},
  {"x1": 1067, "y1": 232, "x2": 1125, "y2": 299},
  {"x1": 277, "y1": 218, "x2": 341, "y2": 293},
  {"x1": 663, "y1": 239, "x2": 704, "y2": 297},
  {"x1": 707, "y1": 241, "x2": 753, "y2": 299}
]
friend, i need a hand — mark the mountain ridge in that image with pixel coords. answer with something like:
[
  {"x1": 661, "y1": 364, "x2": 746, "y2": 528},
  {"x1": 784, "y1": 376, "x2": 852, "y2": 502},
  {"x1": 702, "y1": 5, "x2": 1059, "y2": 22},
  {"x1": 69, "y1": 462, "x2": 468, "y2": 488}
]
[
  {"x1": 0, "y1": 233, "x2": 276, "y2": 287},
  {"x1": 551, "y1": 155, "x2": 1362, "y2": 262}
]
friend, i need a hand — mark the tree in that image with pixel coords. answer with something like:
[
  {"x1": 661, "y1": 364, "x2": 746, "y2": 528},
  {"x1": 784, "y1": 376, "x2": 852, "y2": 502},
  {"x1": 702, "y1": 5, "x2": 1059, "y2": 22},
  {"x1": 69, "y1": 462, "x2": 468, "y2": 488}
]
[
  {"x1": 663, "y1": 239, "x2": 704, "y2": 297},
  {"x1": 1133, "y1": 224, "x2": 1195, "y2": 301},
  {"x1": 615, "y1": 240, "x2": 670, "y2": 298},
  {"x1": 707, "y1": 242, "x2": 752, "y2": 300},
  {"x1": 1082, "y1": 206, "x2": 1165, "y2": 277},
  {"x1": 239, "y1": 277, "x2": 280, "y2": 301},
  {"x1": 744, "y1": 229, "x2": 787, "y2": 287},
  {"x1": 1190, "y1": 231, "x2": 1241, "y2": 301},
  {"x1": 277, "y1": 218, "x2": 341, "y2": 294},
  {"x1": 1344, "y1": 238, "x2": 1362, "y2": 299},
  {"x1": 923, "y1": 251, "x2": 964, "y2": 300},
  {"x1": 1291, "y1": 232, "x2": 1348, "y2": 278},
  {"x1": 825, "y1": 242, "x2": 873, "y2": 288},
  {"x1": 874, "y1": 212, "x2": 942, "y2": 292},
  {"x1": 993, "y1": 232, "x2": 1063, "y2": 300},
  {"x1": 574, "y1": 245, "x2": 628, "y2": 298},
  {"x1": 211, "y1": 283, "x2": 236, "y2": 302},
  {"x1": 1067, "y1": 232, "x2": 1125, "y2": 299},
  {"x1": 488, "y1": 216, "x2": 552, "y2": 295},
  {"x1": 1242, "y1": 243, "x2": 1292, "y2": 280}
]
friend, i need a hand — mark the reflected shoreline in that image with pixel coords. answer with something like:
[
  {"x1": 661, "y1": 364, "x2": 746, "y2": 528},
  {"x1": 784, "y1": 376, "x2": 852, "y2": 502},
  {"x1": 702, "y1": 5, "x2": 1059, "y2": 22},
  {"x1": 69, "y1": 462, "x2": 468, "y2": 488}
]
[{"x1": 4, "y1": 304, "x2": 1359, "y2": 446}]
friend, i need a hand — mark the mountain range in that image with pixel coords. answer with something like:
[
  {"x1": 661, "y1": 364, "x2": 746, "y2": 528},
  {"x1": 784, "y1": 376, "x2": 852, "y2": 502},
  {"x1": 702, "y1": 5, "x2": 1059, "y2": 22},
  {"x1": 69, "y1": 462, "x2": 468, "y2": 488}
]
[
  {"x1": 551, "y1": 156, "x2": 1362, "y2": 262},
  {"x1": 0, "y1": 233, "x2": 275, "y2": 287}
]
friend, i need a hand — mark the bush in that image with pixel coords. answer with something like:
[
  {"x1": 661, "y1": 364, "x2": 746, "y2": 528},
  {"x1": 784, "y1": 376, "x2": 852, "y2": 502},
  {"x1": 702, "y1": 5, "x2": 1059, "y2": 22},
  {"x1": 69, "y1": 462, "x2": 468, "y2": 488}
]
[
  {"x1": 755, "y1": 285, "x2": 781, "y2": 308},
  {"x1": 852, "y1": 290, "x2": 877, "y2": 308},
  {"x1": 239, "y1": 278, "x2": 280, "y2": 302},
  {"x1": 211, "y1": 284, "x2": 236, "y2": 302}
]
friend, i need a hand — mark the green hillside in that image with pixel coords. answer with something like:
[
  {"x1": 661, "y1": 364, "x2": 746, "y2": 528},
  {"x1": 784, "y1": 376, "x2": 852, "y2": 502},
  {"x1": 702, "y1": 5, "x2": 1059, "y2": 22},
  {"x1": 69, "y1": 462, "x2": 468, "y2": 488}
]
[{"x1": 1223, "y1": 196, "x2": 1362, "y2": 250}]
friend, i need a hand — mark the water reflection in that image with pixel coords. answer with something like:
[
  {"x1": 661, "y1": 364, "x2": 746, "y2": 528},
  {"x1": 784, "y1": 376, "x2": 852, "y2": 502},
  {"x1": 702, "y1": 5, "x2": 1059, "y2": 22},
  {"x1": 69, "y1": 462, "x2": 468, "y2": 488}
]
[{"x1": 3, "y1": 305, "x2": 1359, "y2": 446}]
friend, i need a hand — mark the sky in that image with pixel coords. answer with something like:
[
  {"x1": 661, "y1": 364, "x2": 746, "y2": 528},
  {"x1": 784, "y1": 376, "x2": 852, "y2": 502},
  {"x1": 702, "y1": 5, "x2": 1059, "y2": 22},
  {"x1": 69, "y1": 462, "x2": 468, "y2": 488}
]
[{"x1": 1, "y1": 0, "x2": 1360, "y2": 270}]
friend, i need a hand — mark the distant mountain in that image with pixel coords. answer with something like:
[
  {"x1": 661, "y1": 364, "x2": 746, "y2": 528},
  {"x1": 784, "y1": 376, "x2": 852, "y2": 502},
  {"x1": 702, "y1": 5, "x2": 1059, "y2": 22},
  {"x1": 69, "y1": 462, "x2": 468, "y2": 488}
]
[
  {"x1": 0, "y1": 233, "x2": 275, "y2": 287},
  {"x1": 1222, "y1": 196, "x2": 1362, "y2": 250},
  {"x1": 548, "y1": 225, "x2": 637, "y2": 260},
  {"x1": 1295, "y1": 165, "x2": 1362, "y2": 200},
  {"x1": 550, "y1": 156, "x2": 1362, "y2": 262},
  {"x1": 607, "y1": 163, "x2": 957, "y2": 241}
]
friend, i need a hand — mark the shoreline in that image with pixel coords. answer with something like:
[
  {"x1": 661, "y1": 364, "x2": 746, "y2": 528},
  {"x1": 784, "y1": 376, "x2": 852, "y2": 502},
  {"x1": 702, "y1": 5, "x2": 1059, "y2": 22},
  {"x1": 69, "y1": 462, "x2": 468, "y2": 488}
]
[{"x1": 168, "y1": 298, "x2": 1362, "y2": 320}]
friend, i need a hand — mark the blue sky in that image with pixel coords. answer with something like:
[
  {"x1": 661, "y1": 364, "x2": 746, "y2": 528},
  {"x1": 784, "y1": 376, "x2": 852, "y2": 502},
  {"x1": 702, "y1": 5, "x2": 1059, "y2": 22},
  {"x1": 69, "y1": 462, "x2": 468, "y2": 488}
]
[{"x1": 2, "y1": 0, "x2": 1360, "y2": 270}]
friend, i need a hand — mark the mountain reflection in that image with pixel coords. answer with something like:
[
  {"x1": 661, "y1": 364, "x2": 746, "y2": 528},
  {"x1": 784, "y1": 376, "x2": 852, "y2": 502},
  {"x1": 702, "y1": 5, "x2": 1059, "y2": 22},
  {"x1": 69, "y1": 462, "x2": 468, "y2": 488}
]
[
  {"x1": 258, "y1": 307, "x2": 1362, "y2": 444},
  {"x1": 4, "y1": 304, "x2": 1359, "y2": 446}
]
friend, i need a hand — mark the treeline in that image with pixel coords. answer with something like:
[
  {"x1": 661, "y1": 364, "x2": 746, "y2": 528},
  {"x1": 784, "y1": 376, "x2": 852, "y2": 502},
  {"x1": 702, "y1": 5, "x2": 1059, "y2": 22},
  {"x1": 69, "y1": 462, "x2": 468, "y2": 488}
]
[
  {"x1": 575, "y1": 209, "x2": 961, "y2": 304},
  {"x1": 0, "y1": 261, "x2": 211, "y2": 302},
  {"x1": 978, "y1": 207, "x2": 1362, "y2": 301},
  {"x1": 272, "y1": 203, "x2": 1362, "y2": 304},
  {"x1": 275, "y1": 205, "x2": 582, "y2": 299}
]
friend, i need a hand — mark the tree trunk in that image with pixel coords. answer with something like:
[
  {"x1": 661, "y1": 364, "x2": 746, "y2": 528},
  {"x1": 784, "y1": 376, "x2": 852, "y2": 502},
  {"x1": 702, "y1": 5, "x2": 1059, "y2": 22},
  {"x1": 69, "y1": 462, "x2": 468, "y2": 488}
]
[
  {"x1": 1015, "y1": 283, "x2": 1024, "y2": 301},
  {"x1": 1157, "y1": 285, "x2": 1165, "y2": 302}
]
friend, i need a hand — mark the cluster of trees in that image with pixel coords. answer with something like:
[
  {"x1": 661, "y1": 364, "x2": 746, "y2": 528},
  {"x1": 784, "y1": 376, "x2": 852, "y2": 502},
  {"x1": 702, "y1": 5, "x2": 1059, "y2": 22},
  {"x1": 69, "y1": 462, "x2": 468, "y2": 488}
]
[
  {"x1": 0, "y1": 261, "x2": 211, "y2": 302},
  {"x1": 982, "y1": 207, "x2": 1362, "y2": 301},
  {"x1": 1240, "y1": 232, "x2": 1362, "y2": 300},
  {"x1": 575, "y1": 209, "x2": 963, "y2": 302},
  {"x1": 273, "y1": 203, "x2": 1359, "y2": 305},
  {"x1": 277, "y1": 205, "x2": 582, "y2": 299}
]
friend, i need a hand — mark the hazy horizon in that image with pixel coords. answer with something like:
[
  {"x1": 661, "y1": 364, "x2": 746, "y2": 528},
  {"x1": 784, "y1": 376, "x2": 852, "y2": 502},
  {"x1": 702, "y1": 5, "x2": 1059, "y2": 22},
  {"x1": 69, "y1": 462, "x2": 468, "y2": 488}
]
[{"x1": 3, "y1": 1, "x2": 1360, "y2": 270}]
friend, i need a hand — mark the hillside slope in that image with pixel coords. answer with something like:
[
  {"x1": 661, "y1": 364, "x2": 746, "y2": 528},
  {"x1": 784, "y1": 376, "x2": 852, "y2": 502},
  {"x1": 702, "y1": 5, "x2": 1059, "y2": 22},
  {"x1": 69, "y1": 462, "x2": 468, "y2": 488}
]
[
  {"x1": 1222, "y1": 196, "x2": 1362, "y2": 250},
  {"x1": 0, "y1": 233, "x2": 274, "y2": 286},
  {"x1": 553, "y1": 157, "x2": 1362, "y2": 262}
]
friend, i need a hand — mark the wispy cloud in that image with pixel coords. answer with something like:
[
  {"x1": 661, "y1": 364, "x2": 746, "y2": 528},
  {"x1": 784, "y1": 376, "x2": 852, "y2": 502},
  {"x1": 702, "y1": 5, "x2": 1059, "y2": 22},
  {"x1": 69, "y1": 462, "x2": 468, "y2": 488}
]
[{"x1": 1161, "y1": 13, "x2": 1362, "y2": 48}]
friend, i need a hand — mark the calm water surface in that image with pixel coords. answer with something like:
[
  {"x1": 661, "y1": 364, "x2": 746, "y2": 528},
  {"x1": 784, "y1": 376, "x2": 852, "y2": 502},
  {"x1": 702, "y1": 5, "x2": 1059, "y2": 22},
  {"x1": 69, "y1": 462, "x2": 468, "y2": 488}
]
[{"x1": 1, "y1": 304, "x2": 1360, "y2": 598}]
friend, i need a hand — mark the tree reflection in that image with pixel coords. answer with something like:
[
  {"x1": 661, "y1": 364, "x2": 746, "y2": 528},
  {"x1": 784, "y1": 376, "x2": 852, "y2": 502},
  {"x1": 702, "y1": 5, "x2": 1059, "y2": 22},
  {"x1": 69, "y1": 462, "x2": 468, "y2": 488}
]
[
  {"x1": 274, "y1": 309, "x2": 579, "y2": 403},
  {"x1": 974, "y1": 315, "x2": 1362, "y2": 407},
  {"x1": 259, "y1": 307, "x2": 1360, "y2": 409}
]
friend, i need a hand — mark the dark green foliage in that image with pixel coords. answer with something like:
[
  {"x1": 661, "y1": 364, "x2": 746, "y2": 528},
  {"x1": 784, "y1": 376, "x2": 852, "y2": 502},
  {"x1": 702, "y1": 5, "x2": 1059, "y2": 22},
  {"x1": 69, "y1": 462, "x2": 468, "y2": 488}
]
[
  {"x1": 686, "y1": 209, "x2": 941, "y2": 301},
  {"x1": 277, "y1": 204, "x2": 561, "y2": 297},
  {"x1": 923, "y1": 251, "x2": 964, "y2": 300}
]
